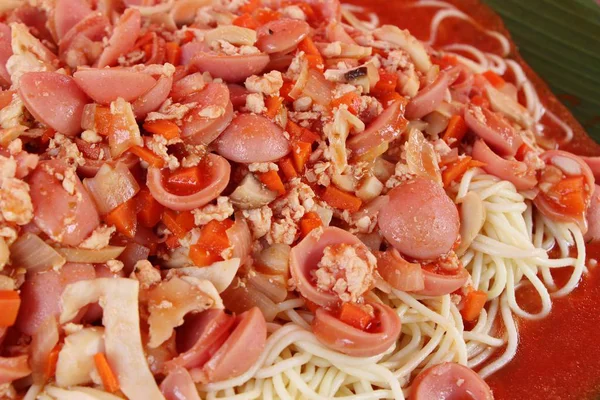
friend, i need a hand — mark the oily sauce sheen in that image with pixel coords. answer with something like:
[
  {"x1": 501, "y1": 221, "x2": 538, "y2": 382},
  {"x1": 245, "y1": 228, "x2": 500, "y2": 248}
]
[{"x1": 345, "y1": 0, "x2": 600, "y2": 398}]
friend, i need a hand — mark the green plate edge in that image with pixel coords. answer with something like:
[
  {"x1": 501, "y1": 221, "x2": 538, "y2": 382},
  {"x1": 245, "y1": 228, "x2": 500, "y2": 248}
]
[{"x1": 482, "y1": 0, "x2": 600, "y2": 141}]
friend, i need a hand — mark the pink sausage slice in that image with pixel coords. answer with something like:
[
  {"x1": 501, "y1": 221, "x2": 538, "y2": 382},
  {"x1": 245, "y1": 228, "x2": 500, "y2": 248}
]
[
  {"x1": 181, "y1": 82, "x2": 233, "y2": 145},
  {"x1": 585, "y1": 185, "x2": 600, "y2": 243},
  {"x1": 472, "y1": 140, "x2": 537, "y2": 191},
  {"x1": 378, "y1": 177, "x2": 459, "y2": 260},
  {"x1": 464, "y1": 103, "x2": 522, "y2": 157},
  {"x1": 53, "y1": 0, "x2": 92, "y2": 40},
  {"x1": 411, "y1": 362, "x2": 493, "y2": 400},
  {"x1": 256, "y1": 19, "x2": 310, "y2": 54},
  {"x1": 0, "y1": 23, "x2": 12, "y2": 86},
  {"x1": 405, "y1": 67, "x2": 460, "y2": 120},
  {"x1": 16, "y1": 263, "x2": 95, "y2": 336},
  {"x1": 96, "y1": 8, "x2": 141, "y2": 68},
  {"x1": 417, "y1": 267, "x2": 470, "y2": 296},
  {"x1": 312, "y1": 302, "x2": 401, "y2": 357},
  {"x1": 132, "y1": 74, "x2": 173, "y2": 119},
  {"x1": 191, "y1": 53, "x2": 270, "y2": 83},
  {"x1": 290, "y1": 227, "x2": 364, "y2": 307},
  {"x1": 73, "y1": 68, "x2": 157, "y2": 104},
  {"x1": 146, "y1": 154, "x2": 231, "y2": 211},
  {"x1": 0, "y1": 355, "x2": 31, "y2": 385},
  {"x1": 160, "y1": 367, "x2": 201, "y2": 400},
  {"x1": 28, "y1": 160, "x2": 100, "y2": 246},
  {"x1": 19, "y1": 72, "x2": 89, "y2": 136},
  {"x1": 58, "y1": 12, "x2": 109, "y2": 57},
  {"x1": 216, "y1": 114, "x2": 290, "y2": 163}
]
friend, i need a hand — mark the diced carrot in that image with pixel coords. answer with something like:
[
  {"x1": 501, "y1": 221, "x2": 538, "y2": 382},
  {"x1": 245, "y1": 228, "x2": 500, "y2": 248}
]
[
  {"x1": 253, "y1": 8, "x2": 281, "y2": 25},
  {"x1": 515, "y1": 143, "x2": 533, "y2": 161},
  {"x1": 338, "y1": 302, "x2": 373, "y2": 330},
  {"x1": 166, "y1": 166, "x2": 202, "y2": 195},
  {"x1": 40, "y1": 128, "x2": 56, "y2": 146},
  {"x1": 181, "y1": 30, "x2": 196, "y2": 44},
  {"x1": 129, "y1": 146, "x2": 165, "y2": 168},
  {"x1": 280, "y1": 80, "x2": 295, "y2": 102},
  {"x1": 239, "y1": 0, "x2": 261, "y2": 13},
  {"x1": 134, "y1": 32, "x2": 154, "y2": 50},
  {"x1": 305, "y1": 54, "x2": 324, "y2": 72},
  {"x1": 94, "y1": 106, "x2": 113, "y2": 136},
  {"x1": 161, "y1": 209, "x2": 195, "y2": 239},
  {"x1": 434, "y1": 54, "x2": 459, "y2": 69},
  {"x1": 264, "y1": 96, "x2": 284, "y2": 119},
  {"x1": 548, "y1": 176, "x2": 587, "y2": 215},
  {"x1": 286, "y1": 120, "x2": 320, "y2": 144},
  {"x1": 285, "y1": 2, "x2": 314, "y2": 19},
  {"x1": 482, "y1": 70, "x2": 506, "y2": 88},
  {"x1": 278, "y1": 157, "x2": 298, "y2": 180},
  {"x1": 189, "y1": 219, "x2": 234, "y2": 266},
  {"x1": 372, "y1": 69, "x2": 398, "y2": 95},
  {"x1": 470, "y1": 95, "x2": 490, "y2": 109},
  {"x1": 299, "y1": 211, "x2": 322, "y2": 237},
  {"x1": 377, "y1": 91, "x2": 404, "y2": 108},
  {"x1": 258, "y1": 170, "x2": 286, "y2": 196},
  {"x1": 165, "y1": 42, "x2": 182, "y2": 66},
  {"x1": 330, "y1": 92, "x2": 361, "y2": 115},
  {"x1": 44, "y1": 344, "x2": 62, "y2": 381},
  {"x1": 461, "y1": 290, "x2": 488, "y2": 321},
  {"x1": 105, "y1": 198, "x2": 137, "y2": 239},
  {"x1": 442, "y1": 156, "x2": 473, "y2": 187},
  {"x1": 136, "y1": 187, "x2": 164, "y2": 228},
  {"x1": 442, "y1": 115, "x2": 468, "y2": 146},
  {"x1": 304, "y1": 298, "x2": 320, "y2": 313},
  {"x1": 0, "y1": 291, "x2": 20, "y2": 327},
  {"x1": 165, "y1": 235, "x2": 180, "y2": 250},
  {"x1": 142, "y1": 43, "x2": 153, "y2": 61},
  {"x1": 321, "y1": 185, "x2": 362, "y2": 213},
  {"x1": 468, "y1": 159, "x2": 487, "y2": 168},
  {"x1": 94, "y1": 353, "x2": 120, "y2": 393},
  {"x1": 189, "y1": 245, "x2": 222, "y2": 267},
  {"x1": 291, "y1": 141, "x2": 312, "y2": 172},
  {"x1": 143, "y1": 119, "x2": 180, "y2": 140},
  {"x1": 232, "y1": 13, "x2": 258, "y2": 29}
]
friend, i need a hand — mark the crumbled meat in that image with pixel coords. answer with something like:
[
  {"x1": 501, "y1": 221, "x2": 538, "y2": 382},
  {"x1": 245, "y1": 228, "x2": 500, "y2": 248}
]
[
  {"x1": 48, "y1": 134, "x2": 85, "y2": 166},
  {"x1": 132, "y1": 260, "x2": 161, "y2": 289},
  {"x1": 0, "y1": 94, "x2": 27, "y2": 129},
  {"x1": 0, "y1": 178, "x2": 33, "y2": 225},
  {"x1": 242, "y1": 206, "x2": 273, "y2": 239},
  {"x1": 248, "y1": 162, "x2": 278, "y2": 173},
  {"x1": 245, "y1": 93, "x2": 266, "y2": 114},
  {"x1": 146, "y1": 135, "x2": 180, "y2": 171},
  {"x1": 266, "y1": 216, "x2": 297, "y2": 245},
  {"x1": 271, "y1": 178, "x2": 316, "y2": 221},
  {"x1": 245, "y1": 71, "x2": 284, "y2": 96},
  {"x1": 192, "y1": 196, "x2": 234, "y2": 225},
  {"x1": 314, "y1": 243, "x2": 376, "y2": 303},
  {"x1": 79, "y1": 225, "x2": 116, "y2": 250},
  {"x1": 293, "y1": 96, "x2": 313, "y2": 112},
  {"x1": 146, "y1": 99, "x2": 197, "y2": 122},
  {"x1": 106, "y1": 259, "x2": 124, "y2": 273},
  {"x1": 61, "y1": 166, "x2": 77, "y2": 195},
  {"x1": 81, "y1": 129, "x2": 103, "y2": 144}
]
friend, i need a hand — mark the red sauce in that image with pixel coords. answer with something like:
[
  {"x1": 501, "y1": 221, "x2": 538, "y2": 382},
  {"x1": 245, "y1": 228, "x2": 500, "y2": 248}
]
[{"x1": 345, "y1": 0, "x2": 600, "y2": 398}]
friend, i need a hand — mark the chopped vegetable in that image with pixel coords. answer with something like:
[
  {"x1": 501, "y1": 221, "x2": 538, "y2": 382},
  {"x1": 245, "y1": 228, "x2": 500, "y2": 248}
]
[
  {"x1": 129, "y1": 146, "x2": 165, "y2": 168},
  {"x1": 372, "y1": 69, "x2": 398, "y2": 96},
  {"x1": 321, "y1": 185, "x2": 362, "y2": 213},
  {"x1": 233, "y1": 13, "x2": 259, "y2": 29},
  {"x1": 442, "y1": 156, "x2": 485, "y2": 187},
  {"x1": 143, "y1": 119, "x2": 181, "y2": 140},
  {"x1": 161, "y1": 209, "x2": 195, "y2": 239},
  {"x1": 482, "y1": 70, "x2": 506, "y2": 88},
  {"x1": 546, "y1": 176, "x2": 587, "y2": 215},
  {"x1": 165, "y1": 42, "x2": 182, "y2": 66},
  {"x1": 258, "y1": 170, "x2": 286, "y2": 196},
  {"x1": 338, "y1": 302, "x2": 373, "y2": 330},
  {"x1": 442, "y1": 115, "x2": 468, "y2": 146},
  {"x1": 44, "y1": 344, "x2": 62, "y2": 381},
  {"x1": 265, "y1": 96, "x2": 284, "y2": 119},
  {"x1": 0, "y1": 291, "x2": 20, "y2": 327},
  {"x1": 279, "y1": 157, "x2": 298, "y2": 180},
  {"x1": 136, "y1": 187, "x2": 164, "y2": 228},
  {"x1": 94, "y1": 352, "x2": 120, "y2": 393},
  {"x1": 189, "y1": 220, "x2": 234, "y2": 266},
  {"x1": 291, "y1": 141, "x2": 312, "y2": 172},
  {"x1": 330, "y1": 92, "x2": 361, "y2": 115},
  {"x1": 105, "y1": 197, "x2": 138, "y2": 238},
  {"x1": 167, "y1": 166, "x2": 203, "y2": 195},
  {"x1": 286, "y1": 120, "x2": 320, "y2": 144},
  {"x1": 461, "y1": 290, "x2": 488, "y2": 321},
  {"x1": 298, "y1": 37, "x2": 324, "y2": 71},
  {"x1": 299, "y1": 211, "x2": 322, "y2": 237},
  {"x1": 470, "y1": 95, "x2": 490, "y2": 109}
]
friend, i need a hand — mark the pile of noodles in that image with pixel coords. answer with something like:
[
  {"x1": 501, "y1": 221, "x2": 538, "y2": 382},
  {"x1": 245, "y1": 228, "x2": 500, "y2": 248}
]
[{"x1": 186, "y1": 2, "x2": 588, "y2": 399}]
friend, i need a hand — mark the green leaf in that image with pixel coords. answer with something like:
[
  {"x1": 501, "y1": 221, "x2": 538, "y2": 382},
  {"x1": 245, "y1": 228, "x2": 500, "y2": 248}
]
[{"x1": 482, "y1": 0, "x2": 600, "y2": 141}]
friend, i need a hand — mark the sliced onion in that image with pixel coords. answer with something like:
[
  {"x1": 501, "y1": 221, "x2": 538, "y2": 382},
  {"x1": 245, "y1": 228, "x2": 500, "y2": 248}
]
[
  {"x1": 405, "y1": 128, "x2": 442, "y2": 184},
  {"x1": 108, "y1": 98, "x2": 143, "y2": 158},
  {"x1": 229, "y1": 174, "x2": 277, "y2": 210},
  {"x1": 56, "y1": 246, "x2": 125, "y2": 264},
  {"x1": 10, "y1": 233, "x2": 66, "y2": 272},
  {"x1": 221, "y1": 277, "x2": 279, "y2": 322},
  {"x1": 256, "y1": 243, "x2": 291, "y2": 277},
  {"x1": 169, "y1": 258, "x2": 241, "y2": 293},
  {"x1": 288, "y1": 58, "x2": 309, "y2": 100},
  {"x1": 83, "y1": 162, "x2": 140, "y2": 214},
  {"x1": 302, "y1": 69, "x2": 333, "y2": 106},
  {"x1": 375, "y1": 249, "x2": 424, "y2": 292},
  {"x1": 226, "y1": 213, "x2": 252, "y2": 262},
  {"x1": 247, "y1": 271, "x2": 287, "y2": 303},
  {"x1": 118, "y1": 243, "x2": 150, "y2": 275},
  {"x1": 31, "y1": 317, "x2": 59, "y2": 384}
]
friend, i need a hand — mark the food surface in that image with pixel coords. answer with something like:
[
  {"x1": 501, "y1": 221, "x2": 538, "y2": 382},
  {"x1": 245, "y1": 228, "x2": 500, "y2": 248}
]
[{"x1": 0, "y1": 0, "x2": 598, "y2": 399}]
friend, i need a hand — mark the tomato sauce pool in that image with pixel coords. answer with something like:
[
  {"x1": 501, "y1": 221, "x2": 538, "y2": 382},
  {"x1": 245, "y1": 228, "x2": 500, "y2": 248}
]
[{"x1": 344, "y1": 0, "x2": 600, "y2": 398}]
